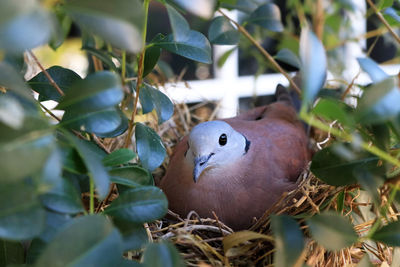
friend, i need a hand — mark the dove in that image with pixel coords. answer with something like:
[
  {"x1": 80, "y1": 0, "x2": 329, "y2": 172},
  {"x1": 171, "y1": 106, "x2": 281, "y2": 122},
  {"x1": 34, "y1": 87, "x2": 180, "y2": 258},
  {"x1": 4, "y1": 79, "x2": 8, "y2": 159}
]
[{"x1": 160, "y1": 85, "x2": 311, "y2": 230}]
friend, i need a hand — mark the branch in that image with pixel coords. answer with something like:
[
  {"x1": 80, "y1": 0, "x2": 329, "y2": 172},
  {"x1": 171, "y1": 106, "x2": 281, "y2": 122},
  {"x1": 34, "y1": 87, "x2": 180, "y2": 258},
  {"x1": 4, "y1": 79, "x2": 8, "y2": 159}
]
[
  {"x1": 218, "y1": 9, "x2": 302, "y2": 95},
  {"x1": 366, "y1": 0, "x2": 400, "y2": 45}
]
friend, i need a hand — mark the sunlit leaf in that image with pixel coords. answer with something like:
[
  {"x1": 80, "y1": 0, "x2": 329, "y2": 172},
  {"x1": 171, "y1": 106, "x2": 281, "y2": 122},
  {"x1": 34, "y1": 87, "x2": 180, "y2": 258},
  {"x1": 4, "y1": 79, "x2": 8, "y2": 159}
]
[
  {"x1": 271, "y1": 215, "x2": 304, "y2": 267},
  {"x1": 139, "y1": 83, "x2": 174, "y2": 124},
  {"x1": 170, "y1": 0, "x2": 216, "y2": 19},
  {"x1": 208, "y1": 16, "x2": 239, "y2": 45},
  {"x1": 0, "y1": 94, "x2": 25, "y2": 129},
  {"x1": 65, "y1": 0, "x2": 144, "y2": 53},
  {"x1": 247, "y1": 3, "x2": 284, "y2": 32},
  {"x1": 142, "y1": 241, "x2": 184, "y2": 267},
  {"x1": 300, "y1": 28, "x2": 327, "y2": 108},
  {"x1": 35, "y1": 215, "x2": 123, "y2": 266},
  {"x1": 307, "y1": 212, "x2": 358, "y2": 251},
  {"x1": 0, "y1": 0, "x2": 54, "y2": 53},
  {"x1": 135, "y1": 123, "x2": 166, "y2": 171},
  {"x1": 312, "y1": 98, "x2": 355, "y2": 127},
  {"x1": 357, "y1": 57, "x2": 388, "y2": 83}
]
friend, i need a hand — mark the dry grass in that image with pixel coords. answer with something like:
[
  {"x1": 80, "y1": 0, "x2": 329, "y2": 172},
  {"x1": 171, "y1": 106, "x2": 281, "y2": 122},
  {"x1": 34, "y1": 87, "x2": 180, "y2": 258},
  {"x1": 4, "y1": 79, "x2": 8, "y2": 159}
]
[{"x1": 105, "y1": 101, "x2": 397, "y2": 266}]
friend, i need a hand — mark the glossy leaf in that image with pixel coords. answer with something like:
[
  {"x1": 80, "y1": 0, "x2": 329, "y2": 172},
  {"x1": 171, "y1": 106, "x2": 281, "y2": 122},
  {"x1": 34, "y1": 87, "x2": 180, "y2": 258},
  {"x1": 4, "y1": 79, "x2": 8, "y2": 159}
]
[
  {"x1": 357, "y1": 57, "x2": 388, "y2": 83},
  {"x1": 143, "y1": 46, "x2": 161, "y2": 77},
  {"x1": 103, "y1": 149, "x2": 136, "y2": 167},
  {"x1": 307, "y1": 212, "x2": 358, "y2": 251},
  {"x1": 0, "y1": 62, "x2": 35, "y2": 103},
  {"x1": 114, "y1": 220, "x2": 148, "y2": 251},
  {"x1": 28, "y1": 66, "x2": 82, "y2": 102},
  {"x1": 65, "y1": 133, "x2": 109, "y2": 199},
  {"x1": 274, "y1": 48, "x2": 300, "y2": 69},
  {"x1": 0, "y1": 240, "x2": 24, "y2": 265},
  {"x1": 110, "y1": 166, "x2": 153, "y2": 190},
  {"x1": 139, "y1": 83, "x2": 174, "y2": 124},
  {"x1": 0, "y1": 117, "x2": 55, "y2": 182},
  {"x1": 56, "y1": 71, "x2": 124, "y2": 113},
  {"x1": 312, "y1": 98, "x2": 355, "y2": 127},
  {"x1": 83, "y1": 46, "x2": 118, "y2": 71},
  {"x1": 271, "y1": 215, "x2": 304, "y2": 267},
  {"x1": 40, "y1": 178, "x2": 84, "y2": 214},
  {"x1": 247, "y1": 3, "x2": 284, "y2": 32},
  {"x1": 170, "y1": 0, "x2": 216, "y2": 19},
  {"x1": 208, "y1": 16, "x2": 239, "y2": 45},
  {"x1": 371, "y1": 221, "x2": 400, "y2": 246},
  {"x1": 220, "y1": 0, "x2": 260, "y2": 14},
  {"x1": 0, "y1": 94, "x2": 25, "y2": 129},
  {"x1": 0, "y1": 184, "x2": 45, "y2": 241},
  {"x1": 356, "y1": 77, "x2": 400, "y2": 125},
  {"x1": 142, "y1": 241, "x2": 184, "y2": 267},
  {"x1": 355, "y1": 168, "x2": 384, "y2": 205},
  {"x1": 153, "y1": 5, "x2": 212, "y2": 64},
  {"x1": 0, "y1": 0, "x2": 54, "y2": 54},
  {"x1": 300, "y1": 28, "x2": 327, "y2": 108},
  {"x1": 35, "y1": 215, "x2": 123, "y2": 266},
  {"x1": 135, "y1": 123, "x2": 166, "y2": 171},
  {"x1": 104, "y1": 186, "x2": 168, "y2": 223},
  {"x1": 310, "y1": 143, "x2": 384, "y2": 186},
  {"x1": 384, "y1": 7, "x2": 400, "y2": 23},
  {"x1": 60, "y1": 107, "x2": 124, "y2": 137},
  {"x1": 65, "y1": 0, "x2": 144, "y2": 53}
]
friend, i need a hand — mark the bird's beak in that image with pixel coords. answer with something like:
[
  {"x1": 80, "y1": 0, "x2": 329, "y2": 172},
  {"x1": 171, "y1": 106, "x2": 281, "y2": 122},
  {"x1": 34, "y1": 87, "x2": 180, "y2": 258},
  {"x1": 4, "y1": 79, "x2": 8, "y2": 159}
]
[{"x1": 193, "y1": 154, "x2": 212, "y2": 183}]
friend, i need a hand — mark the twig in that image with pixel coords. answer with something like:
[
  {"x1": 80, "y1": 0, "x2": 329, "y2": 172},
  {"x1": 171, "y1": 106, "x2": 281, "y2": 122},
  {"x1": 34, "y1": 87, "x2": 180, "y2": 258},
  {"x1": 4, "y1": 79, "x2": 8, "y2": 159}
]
[
  {"x1": 39, "y1": 103, "x2": 61, "y2": 121},
  {"x1": 160, "y1": 225, "x2": 232, "y2": 239},
  {"x1": 313, "y1": 0, "x2": 325, "y2": 40},
  {"x1": 124, "y1": 0, "x2": 150, "y2": 148},
  {"x1": 218, "y1": 9, "x2": 302, "y2": 95},
  {"x1": 366, "y1": 0, "x2": 400, "y2": 45},
  {"x1": 28, "y1": 50, "x2": 65, "y2": 96}
]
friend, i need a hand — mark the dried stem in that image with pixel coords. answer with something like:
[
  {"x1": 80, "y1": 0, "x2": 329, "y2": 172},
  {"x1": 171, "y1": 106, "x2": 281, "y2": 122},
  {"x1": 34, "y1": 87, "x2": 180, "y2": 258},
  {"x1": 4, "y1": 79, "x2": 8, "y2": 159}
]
[
  {"x1": 218, "y1": 9, "x2": 302, "y2": 95},
  {"x1": 366, "y1": 0, "x2": 400, "y2": 45},
  {"x1": 28, "y1": 50, "x2": 65, "y2": 96},
  {"x1": 313, "y1": 0, "x2": 325, "y2": 40}
]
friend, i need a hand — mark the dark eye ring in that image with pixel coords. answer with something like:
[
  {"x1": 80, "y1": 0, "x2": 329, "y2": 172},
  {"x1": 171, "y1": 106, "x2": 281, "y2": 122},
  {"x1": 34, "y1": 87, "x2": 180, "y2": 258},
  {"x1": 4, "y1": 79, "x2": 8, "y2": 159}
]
[{"x1": 219, "y1": 133, "x2": 227, "y2": 146}]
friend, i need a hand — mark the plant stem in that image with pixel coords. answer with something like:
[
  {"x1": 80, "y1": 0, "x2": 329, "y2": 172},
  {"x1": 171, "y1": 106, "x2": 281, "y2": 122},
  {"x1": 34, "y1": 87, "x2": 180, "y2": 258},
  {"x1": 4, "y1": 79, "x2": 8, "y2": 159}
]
[
  {"x1": 218, "y1": 9, "x2": 302, "y2": 95},
  {"x1": 366, "y1": 0, "x2": 400, "y2": 45},
  {"x1": 28, "y1": 50, "x2": 65, "y2": 96},
  {"x1": 39, "y1": 103, "x2": 61, "y2": 121},
  {"x1": 121, "y1": 50, "x2": 127, "y2": 85},
  {"x1": 89, "y1": 174, "x2": 95, "y2": 214},
  {"x1": 124, "y1": 0, "x2": 150, "y2": 148},
  {"x1": 300, "y1": 111, "x2": 400, "y2": 168}
]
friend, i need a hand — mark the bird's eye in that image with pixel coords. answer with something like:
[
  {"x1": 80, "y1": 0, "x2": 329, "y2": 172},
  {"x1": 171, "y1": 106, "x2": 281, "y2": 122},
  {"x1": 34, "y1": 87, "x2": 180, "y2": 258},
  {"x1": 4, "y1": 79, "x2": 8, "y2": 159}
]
[{"x1": 219, "y1": 133, "x2": 227, "y2": 146}]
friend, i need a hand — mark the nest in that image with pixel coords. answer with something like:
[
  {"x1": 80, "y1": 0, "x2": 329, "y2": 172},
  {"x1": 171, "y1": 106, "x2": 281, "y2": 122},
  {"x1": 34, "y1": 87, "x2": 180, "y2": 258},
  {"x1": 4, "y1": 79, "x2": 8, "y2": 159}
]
[{"x1": 106, "y1": 101, "x2": 395, "y2": 266}]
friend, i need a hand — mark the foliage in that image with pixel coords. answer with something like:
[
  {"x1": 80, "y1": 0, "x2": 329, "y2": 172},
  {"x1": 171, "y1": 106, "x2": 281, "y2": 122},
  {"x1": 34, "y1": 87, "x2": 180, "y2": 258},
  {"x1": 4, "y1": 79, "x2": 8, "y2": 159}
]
[{"x1": 1, "y1": 0, "x2": 400, "y2": 266}]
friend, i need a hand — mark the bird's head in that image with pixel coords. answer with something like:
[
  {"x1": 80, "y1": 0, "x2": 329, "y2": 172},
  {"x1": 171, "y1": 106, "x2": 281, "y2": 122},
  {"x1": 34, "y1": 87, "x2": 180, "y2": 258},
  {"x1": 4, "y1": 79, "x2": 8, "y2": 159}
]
[{"x1": 185, "y1": 121, "x2": 250, "y2": 183}]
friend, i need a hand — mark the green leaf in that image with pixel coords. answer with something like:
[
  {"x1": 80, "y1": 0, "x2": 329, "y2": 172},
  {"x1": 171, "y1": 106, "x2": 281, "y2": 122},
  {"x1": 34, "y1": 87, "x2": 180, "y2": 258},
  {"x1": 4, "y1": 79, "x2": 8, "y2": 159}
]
[
  {"x1": 208, "y1": 16, "x2": 239, "y2": 45},
  {"x1": 0, "y1": 62, "x2": 35, "y2": 103},
  {"x1": 28, "y1": 66, "x2": 82, "y2": 102},
  {"x1": 371, "y1": 221, "x2": 400, "y2": 246},
  {"x1": 60, "y1": 107, "x2": 126, "y2": 137},
  {"x1": 49, "y1": 6, "x2": 72, "y2": 50},
  {"x1": 135, "y1": 123, "x2": 166, "y2": 171},
  {"x1": 0, "y1": 117, "x2": 55, "y2": 182},
  {"x1": 83, "y1": 46, "x2": 118, "y2": 71},
  {"x1": 142, "y1": 241, "x2": 184, "y2": 267},
  {"x1": 354, "y1": 168, "x2": 384, "y2": 205},
  {"x1": 217, "y1": 47, "x2": 236, "y2": 68},
  {"x1": 170, "y1": 0, "x2": 216, "y2": 19},
  {"x1": 0, "y1": 240, "x2": 24, "y2": 265},
  {"x1": 0, "y1": 184, "x2": 45, "y2": 241},
  {"x1": 154, "y1": 5, "x2": 212, "y2": 64},
  {"x1": 356, "y1": 77, "x2": 400, "y2": 125},
  {"x1": 64, "y1": 133, "x2": 109, "y2": 199},
  {"x1": 40, "y1": 178, "x2": 84, "y2": 214},
  {"x1": 103, "y1": 149, "x2": 136, "y2": 167},
  {"x1": 247, "y1": 3, "x2": 284, "y2": 32},
  {"x1": 312, "y1": 98, "x2": 355, "y2": 127},
  {"x1": 307, "y1": 212, "x2": 358, "y2": 251},
  {"x1": 357, "y1": 58, "x2": 388, "y2": 83},
  {"x1": 110, "y1": 166, "x2": 153, "y2": 190},
  {"x1": 139, "y1": 83, "x2": 174, "y2": 124},
  {"x1": 271, "y1": 215, "x2": 304, "y2": 267},
  {"x1": 274, "y1": 48, "x2": 300, "y2": 69},
  {"x1": 104, "y1": 186, "x2": 168, "y2": 223},
  {"x1": 383, "y1": 7, "x2": 400, "y2": 24},
  {"x1": 56, "y1": 71, "x2": 124, "y2": 113},
  {"x1": 143, "y1": 46, "x2": 161, "y2": 77},
  {"x1": 35, "y1": 215, "x2": 123, "y2": 266},
  {"x1": 113, "y1": 220, "x2": 148, "y2": 251},
  {"x1": 300, "y1": 28, "x2": 327, "y2": 108},
  {"x1": 0, "y1": 0, "x2": 54, "y2": 54},
  {"x1": 310, "y1": 143, "x2": 384, "y2": 186},
  {"x1": 65, "y1": 0, "x2": 144, "y2": 53},
  {"x1": 0, "y1": 94, "x2": 25, "y2": 129}
]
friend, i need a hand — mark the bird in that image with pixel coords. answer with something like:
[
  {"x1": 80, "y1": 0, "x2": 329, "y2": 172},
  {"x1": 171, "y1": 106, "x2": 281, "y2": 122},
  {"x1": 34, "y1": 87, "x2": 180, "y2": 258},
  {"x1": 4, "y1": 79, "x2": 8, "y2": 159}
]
[{"x1": 159, "y1": 85, "x2": 311, "y2": 230}]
